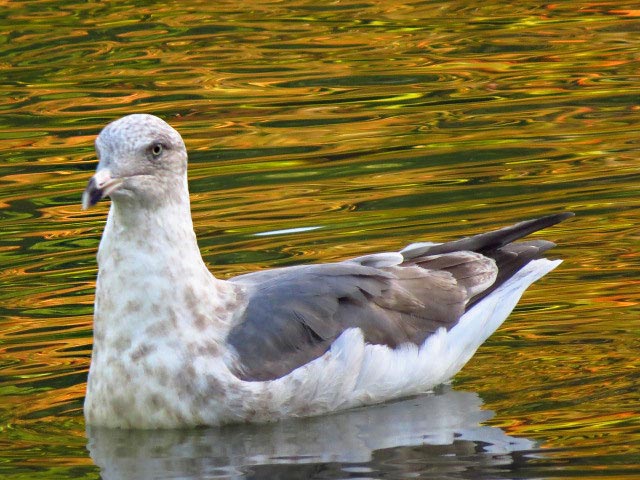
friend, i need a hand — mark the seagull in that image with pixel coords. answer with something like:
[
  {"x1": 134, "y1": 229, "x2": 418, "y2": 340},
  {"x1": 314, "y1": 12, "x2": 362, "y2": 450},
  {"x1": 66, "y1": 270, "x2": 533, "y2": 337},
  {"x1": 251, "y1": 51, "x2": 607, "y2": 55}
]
[{"x1": 82, "y1": 114, "x2": 573, "y2": 429}]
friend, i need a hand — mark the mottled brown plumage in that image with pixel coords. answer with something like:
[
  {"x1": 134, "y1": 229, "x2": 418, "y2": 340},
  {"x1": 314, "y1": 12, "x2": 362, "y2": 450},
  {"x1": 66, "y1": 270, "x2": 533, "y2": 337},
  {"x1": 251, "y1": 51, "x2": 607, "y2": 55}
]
[{"x1": 82, "y1": 114, "x2": 572, "y2": 428}]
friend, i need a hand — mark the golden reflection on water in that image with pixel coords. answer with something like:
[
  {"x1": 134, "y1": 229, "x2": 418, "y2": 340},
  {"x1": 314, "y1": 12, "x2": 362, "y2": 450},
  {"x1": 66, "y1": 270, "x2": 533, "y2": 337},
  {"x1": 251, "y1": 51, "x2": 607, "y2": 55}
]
[{"x1": 1, "y1": 0, "x2": 639, "y2": 477}]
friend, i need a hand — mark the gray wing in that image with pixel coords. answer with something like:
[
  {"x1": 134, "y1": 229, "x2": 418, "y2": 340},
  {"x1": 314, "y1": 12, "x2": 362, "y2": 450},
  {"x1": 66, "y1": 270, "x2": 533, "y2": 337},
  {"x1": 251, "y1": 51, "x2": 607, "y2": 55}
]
[
  {"x1": 226, "y1": 213, "x2": 573, "y2": 382},
  {"x1": 227, "y1": 260, "x2": 472, "y2": 381}
]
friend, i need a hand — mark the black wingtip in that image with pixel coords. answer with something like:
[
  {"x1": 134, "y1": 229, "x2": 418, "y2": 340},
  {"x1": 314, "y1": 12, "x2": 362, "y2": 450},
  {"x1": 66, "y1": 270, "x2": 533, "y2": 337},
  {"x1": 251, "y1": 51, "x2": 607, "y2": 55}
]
[
  {"x1": 402, "y1": 212, "x2": 574, "y2": 259},
  {"x1": 475, "y1": 211, "x2": 574, "y2": 253},
  {"x1": 502, "y1": 212, "x2": 574, "y2": 244},
  {"x1": 541, "y1": 211, "x2": 575, "y2": 225}
]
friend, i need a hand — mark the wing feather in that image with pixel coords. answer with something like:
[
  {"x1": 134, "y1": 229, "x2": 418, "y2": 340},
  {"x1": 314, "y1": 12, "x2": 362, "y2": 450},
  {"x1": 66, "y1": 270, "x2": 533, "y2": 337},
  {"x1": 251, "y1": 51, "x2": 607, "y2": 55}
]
[{"x1": 225, "y1": 213, "x2": 572, "y2": 382}]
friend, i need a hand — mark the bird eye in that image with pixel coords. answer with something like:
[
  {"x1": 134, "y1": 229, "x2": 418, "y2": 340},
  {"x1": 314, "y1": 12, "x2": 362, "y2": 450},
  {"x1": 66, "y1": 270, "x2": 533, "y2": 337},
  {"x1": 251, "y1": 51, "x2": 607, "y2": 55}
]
[{"x1": 151, "y1": 143, "x2": 163, "y2": 157}]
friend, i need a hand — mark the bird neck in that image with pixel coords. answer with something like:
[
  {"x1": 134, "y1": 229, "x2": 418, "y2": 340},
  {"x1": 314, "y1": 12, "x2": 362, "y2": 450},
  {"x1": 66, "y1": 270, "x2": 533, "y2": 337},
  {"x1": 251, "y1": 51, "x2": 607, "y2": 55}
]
[
  {"x1": 93, "y1": 189, "x2": 238, "y2": 343},
  {"x1": 101, "y1": 192, "x2": 204, "y2": 274},
  {"x1": 86, "y1": 185, "x2": 245, "y2": 428}
]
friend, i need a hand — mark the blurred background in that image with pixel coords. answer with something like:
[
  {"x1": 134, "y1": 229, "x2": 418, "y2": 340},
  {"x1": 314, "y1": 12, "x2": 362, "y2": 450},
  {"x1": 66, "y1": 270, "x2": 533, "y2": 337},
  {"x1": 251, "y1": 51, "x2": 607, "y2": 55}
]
[{"x1": 0, "y1": 1, "x2": 638, "y2": 478}]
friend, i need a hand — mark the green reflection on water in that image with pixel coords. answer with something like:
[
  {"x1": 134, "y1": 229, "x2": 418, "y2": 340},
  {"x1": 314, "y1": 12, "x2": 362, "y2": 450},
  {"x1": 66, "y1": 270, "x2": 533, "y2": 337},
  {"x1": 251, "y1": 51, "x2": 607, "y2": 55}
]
[{"x1": 1, "y1": 0, "x2": 639, "y2": 478}]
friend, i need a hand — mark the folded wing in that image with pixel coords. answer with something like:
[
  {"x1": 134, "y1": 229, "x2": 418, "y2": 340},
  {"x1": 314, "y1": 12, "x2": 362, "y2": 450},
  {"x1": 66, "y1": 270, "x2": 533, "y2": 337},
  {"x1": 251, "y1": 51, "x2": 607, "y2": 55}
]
[{"x1": 226, "y1": 213, "x2": 572, "y2": 381}]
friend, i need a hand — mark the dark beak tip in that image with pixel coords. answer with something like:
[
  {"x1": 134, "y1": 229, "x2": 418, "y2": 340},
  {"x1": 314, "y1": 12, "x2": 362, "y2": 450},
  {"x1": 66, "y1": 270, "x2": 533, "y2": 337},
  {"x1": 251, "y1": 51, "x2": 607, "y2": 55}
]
[{"x1": 82, "y1": 178, "x2": 104, "y2": 210}]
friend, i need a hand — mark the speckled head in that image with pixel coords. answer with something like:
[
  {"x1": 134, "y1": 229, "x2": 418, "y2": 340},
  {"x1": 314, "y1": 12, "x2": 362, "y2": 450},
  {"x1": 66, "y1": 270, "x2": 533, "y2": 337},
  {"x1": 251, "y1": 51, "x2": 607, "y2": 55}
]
[{"x1": 82, "y1": 114, "x2": 188, "y2": 210}]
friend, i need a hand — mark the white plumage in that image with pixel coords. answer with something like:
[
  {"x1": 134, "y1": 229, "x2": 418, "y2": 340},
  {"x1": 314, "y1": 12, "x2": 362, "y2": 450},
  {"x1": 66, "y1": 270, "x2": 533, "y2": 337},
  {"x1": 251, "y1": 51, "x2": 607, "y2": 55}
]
[{"x1": 82, "y1": 114, "x2": 571, "y2": 428}]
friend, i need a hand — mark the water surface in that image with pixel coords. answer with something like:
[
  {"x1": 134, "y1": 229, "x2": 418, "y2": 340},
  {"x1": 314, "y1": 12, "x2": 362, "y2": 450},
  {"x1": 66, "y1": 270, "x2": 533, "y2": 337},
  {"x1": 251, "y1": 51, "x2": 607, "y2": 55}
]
[{"x1": 1, "y1": 1, "x2": 639, "y2": 478}]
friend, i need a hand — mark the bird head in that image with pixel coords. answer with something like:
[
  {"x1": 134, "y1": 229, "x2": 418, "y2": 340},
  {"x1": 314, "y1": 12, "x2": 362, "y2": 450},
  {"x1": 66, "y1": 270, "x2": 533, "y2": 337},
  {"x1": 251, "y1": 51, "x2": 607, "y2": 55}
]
[{"x1": 82, "y1": 114, "x2": 188, "y2": 210}]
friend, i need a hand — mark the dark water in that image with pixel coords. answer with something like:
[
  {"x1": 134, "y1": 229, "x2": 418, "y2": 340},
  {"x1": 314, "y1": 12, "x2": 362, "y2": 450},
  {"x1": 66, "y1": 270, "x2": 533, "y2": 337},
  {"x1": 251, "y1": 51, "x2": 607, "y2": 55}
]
[{"x1": 1, "y1": 1, "x2": 639, "y2": 478}]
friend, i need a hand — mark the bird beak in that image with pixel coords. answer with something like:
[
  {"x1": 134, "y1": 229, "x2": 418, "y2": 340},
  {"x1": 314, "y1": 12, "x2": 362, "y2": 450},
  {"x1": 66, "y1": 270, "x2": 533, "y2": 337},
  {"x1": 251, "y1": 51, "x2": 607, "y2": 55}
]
[{"x1": 82, "y1": 168, "x2": 123, "y2": 210}]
